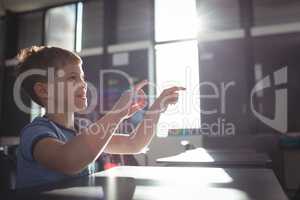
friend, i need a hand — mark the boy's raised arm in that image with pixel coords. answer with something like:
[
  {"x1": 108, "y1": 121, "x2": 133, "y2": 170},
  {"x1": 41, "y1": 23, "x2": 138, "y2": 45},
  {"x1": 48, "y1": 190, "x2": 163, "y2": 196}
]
[{"x1": 32, "y1": 81, "x2": 148, "y2": 175}]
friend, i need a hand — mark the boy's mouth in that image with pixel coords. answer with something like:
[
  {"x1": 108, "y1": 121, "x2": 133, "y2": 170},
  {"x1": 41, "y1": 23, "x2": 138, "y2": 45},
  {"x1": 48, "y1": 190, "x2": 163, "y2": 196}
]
[{"x1": 76, "y1": 93, "x2": 87, "y2": 100}]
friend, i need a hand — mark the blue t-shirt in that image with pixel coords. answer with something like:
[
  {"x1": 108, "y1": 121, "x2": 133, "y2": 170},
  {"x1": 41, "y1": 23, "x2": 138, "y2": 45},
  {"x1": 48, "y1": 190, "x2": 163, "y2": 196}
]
[{"x1": 16, "y1": 116, "x2": 95, "y2": 189}]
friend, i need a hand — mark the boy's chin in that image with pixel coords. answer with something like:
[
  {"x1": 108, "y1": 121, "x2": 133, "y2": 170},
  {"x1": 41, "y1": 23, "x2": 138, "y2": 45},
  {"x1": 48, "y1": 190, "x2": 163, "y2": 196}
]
[
  {"x1": 75, "y1": 104, "x2": 88, "y2": 112},
  {"x1": 72, "y1": 102, "x2": 88, "y2": 113}
]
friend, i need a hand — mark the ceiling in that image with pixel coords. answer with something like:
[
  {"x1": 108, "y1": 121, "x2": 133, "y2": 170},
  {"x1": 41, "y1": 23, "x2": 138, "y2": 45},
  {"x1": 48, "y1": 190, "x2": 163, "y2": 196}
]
[{"x1": 0, "y1": 0, "x2": 78, "y2": 16}]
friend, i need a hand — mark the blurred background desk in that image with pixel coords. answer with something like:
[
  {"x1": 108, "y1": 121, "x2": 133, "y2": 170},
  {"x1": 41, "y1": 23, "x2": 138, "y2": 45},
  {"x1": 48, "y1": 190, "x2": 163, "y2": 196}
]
[
  {"x1": 156, "y1": 148, "x2": 272, "y2": 168},
  {"x1": 0, "y1": 137, "x2": 19, "y2": 191},
  {"x1": 0, "y1": 137, "x2": 19, "y2": 146}
]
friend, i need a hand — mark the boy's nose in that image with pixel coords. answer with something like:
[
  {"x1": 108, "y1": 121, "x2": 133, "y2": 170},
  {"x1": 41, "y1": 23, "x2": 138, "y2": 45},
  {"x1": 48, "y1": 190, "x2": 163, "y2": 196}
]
[{"x1": 79, "y1": 79, "x2": 87, "y2": 89}]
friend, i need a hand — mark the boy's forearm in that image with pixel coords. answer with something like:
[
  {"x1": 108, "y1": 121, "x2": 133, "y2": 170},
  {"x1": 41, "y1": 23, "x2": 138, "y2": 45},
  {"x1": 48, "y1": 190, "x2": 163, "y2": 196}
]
[
  {"x1": 129, "y1": 102, "x2": 162, "y2": 152},
  {"x1": 118, "y1": 102, "x2": 162, "y2": 154},
  {"x1": 103, "y1": 103, "x2": 162, "y2": 155},
  {"x1": 58, "y1": 111, "x2": 125, "y2": 173}
]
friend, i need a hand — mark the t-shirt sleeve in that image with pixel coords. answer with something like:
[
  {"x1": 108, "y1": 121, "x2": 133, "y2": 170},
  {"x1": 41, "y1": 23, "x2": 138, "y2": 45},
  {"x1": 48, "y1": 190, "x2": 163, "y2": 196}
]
[{"x1": 20, "y1": 124, "x2": 58, "y2": 161}]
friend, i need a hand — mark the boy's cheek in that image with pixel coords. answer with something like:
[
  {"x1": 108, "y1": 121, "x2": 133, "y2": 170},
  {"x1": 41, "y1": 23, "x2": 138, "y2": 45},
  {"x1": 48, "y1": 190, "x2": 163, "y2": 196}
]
[{"x1": 73, "y1": 97, "x2": 88, "y2": 111}]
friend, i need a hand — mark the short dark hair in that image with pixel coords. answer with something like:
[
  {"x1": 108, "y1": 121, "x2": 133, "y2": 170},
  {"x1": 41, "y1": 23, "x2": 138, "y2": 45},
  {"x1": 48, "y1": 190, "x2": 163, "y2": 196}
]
[{"x1": 15, "y1": 46, "x2": 82, "y2": 106}]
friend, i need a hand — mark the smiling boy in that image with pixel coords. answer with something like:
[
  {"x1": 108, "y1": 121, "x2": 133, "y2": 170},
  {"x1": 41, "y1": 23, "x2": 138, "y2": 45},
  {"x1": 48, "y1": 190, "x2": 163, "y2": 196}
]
[{"x1": 15, "y1": 46, "x2": 185, "y2": 188}]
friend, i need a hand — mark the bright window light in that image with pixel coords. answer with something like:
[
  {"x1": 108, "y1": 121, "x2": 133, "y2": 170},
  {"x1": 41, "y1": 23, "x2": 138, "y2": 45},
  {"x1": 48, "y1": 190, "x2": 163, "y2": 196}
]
[
  {"x1": 155, "y1": 40, "x2": 201, "y2": 137},
  {"x1": 155, "y1": 0, "x2": 198, "y2": 42},
  {"x1": 31, "y1": 101, "x2": 45, "y2": 121},
  {"x1": 76, "y1": 2, "x2": 83, "y2": 52},
  {"x1": 45, "y1": 5, "x2": 76, "y2": 51}
]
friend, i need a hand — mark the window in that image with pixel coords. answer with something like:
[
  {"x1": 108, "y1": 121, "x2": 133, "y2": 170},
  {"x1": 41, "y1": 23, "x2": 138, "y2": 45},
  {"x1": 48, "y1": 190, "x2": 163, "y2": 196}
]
[
  {"x1": 45, "y1": 4, "x2": 76, "y2": 50},
  {"x1": 155, "y1": 40, "x2": 201, "y2": 137},
  {"x1": 76, "y1": 2, "x2": 83, "y2": 52},
  {"x1": 155, "y1": 0, "x2": 198, "y2": 42},
  {"x1": 18, "y1": 12, "x2": 43, "y2": 49},
  {"x1": 155, "y1": 0, "x2": 201, "y2": 137}
]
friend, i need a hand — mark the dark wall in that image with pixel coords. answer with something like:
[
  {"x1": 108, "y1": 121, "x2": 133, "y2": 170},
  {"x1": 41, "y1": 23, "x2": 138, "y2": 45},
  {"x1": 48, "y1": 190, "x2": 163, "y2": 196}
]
[
  {"x1": 18, "y1": 11, "x2": 43, "y2": 49},
  {"x1": 1, "y1": 10, "x2": 44, "y2": 136},
  {"x1": 0, "y1": 18, "x2": 5, "y2": 132},
  {"x1": 82, "y1": 0, "x2": 105, "y2": 48},
  {"x1": 114, "y1": 0, "x2": 153, "y2": 43},
  {"x1": 199, "y1": 39, "x2": 254, "y2": 135},
  {"x1": 198, "y1": 33, "x2": 300, "y2": 135},
  {"x1": 253, "y1": 33, "x2": 300, "y2": 132},
  {"x1": 1, "y1": 12, "x2": 32, "y2": 136},
  {"x1": 196, "y1": 0, "x2": 300, "y2": 135}
]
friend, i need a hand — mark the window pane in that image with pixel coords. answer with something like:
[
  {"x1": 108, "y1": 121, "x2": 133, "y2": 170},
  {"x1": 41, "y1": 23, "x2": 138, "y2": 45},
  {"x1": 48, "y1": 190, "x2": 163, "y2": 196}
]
[
  {"x1": 82, "y1": 0, "x2": 104, "y2": 48},
  {"x1": 196, "y1": 0, "x2": 240, "y2": 31},
  {"x1": 253, "y1": 0, "x2": 300, "y2": 26},
  {"x1": 155, "y1": 0, "x2": 197, "y2": 42},
  {"x1": 18, "y1": 12, "x2": 43, "y2": 49},
  {"x1": 115, "y1": 0, "x2": 153, "y2": 43},
  {"x1": 45, "y1": 5, "x2": 76, "y2": 50},
  {"x1": 155, "y1": 41, "x2": 201, "y2": 136}
]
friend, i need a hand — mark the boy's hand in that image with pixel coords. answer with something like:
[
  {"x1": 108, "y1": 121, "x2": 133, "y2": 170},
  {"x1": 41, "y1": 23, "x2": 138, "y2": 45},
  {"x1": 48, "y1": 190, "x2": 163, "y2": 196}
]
[
  {"x1": 112, "y1": 80, "x2": 148, "y2": 119},
  {"x1": 151, "y1": 86, "x2": 186, "y2": 113}
]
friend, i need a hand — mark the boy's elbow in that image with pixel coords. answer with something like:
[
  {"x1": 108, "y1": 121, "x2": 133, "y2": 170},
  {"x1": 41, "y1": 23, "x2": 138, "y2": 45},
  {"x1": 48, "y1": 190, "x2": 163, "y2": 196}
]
[
  {"x1": 52, "y1": 159, "x2": 86, "y2": 176},
  {"x1": 130, "y1": 143, "x2": 148, "y2": 155},
  {"x1": 58, "y1": 165, "x2": 84, "y2": 176}
]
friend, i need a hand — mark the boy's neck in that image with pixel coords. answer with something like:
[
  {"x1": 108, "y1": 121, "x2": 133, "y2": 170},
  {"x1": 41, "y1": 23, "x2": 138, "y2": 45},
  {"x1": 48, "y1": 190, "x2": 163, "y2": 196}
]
[{"x1": 45, "y1": 112, "x2": 75, "y2": 131}]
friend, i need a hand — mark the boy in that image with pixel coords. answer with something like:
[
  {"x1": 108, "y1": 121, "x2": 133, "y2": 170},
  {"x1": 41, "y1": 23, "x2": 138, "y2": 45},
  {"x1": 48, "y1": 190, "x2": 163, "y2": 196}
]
[{"x1": 15, "y1": 46, "x2": 185, "y2": 188}]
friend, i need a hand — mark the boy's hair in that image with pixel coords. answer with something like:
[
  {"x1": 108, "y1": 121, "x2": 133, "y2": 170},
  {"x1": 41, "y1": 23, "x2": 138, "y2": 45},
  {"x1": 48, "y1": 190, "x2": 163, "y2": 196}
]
[{"x1": 15, "y1": 46, "x2": 82, "y2": 106}]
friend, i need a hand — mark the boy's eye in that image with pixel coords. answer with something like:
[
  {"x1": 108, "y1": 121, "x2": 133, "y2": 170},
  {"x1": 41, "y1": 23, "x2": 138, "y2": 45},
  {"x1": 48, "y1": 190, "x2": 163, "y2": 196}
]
[{"x1": 68, "y1": 76, "x2": 77, "y2": 81}]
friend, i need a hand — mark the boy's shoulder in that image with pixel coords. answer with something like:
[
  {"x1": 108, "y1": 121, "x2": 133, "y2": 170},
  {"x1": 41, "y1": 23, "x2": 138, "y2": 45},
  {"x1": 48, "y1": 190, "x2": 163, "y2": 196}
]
[
  {"x1": 18, "y1": 117, "x2": 61, "y2": 162},
  {"x1": 23, "y1": 116, "x2": 50, "y2": 127},
  {"x1": 20, "y1": 116, "x2": 56, "y2": 135}
]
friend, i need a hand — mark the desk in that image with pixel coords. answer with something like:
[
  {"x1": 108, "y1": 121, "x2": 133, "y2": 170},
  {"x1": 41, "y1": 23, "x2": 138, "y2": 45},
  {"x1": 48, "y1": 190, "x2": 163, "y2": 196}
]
[
  {"x1": 0, "y1": 137, "x2": 19, "y2": 146},
  {"x1": 95, "y1": 166, "x2": 287, "y2": 200},
  {"x1": 4, "y1": 176, "x2": 136, "y2": 200},
  {"x1": 5, "y1": 166, "x2": 287, "y2": 200},
  {"x1": 156, "y1": 148, "x2": 272, "y2": 168}
]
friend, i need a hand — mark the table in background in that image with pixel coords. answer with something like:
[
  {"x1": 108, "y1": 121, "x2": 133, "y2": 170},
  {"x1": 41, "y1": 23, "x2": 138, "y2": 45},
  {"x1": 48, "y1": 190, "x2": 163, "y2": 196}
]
[{"x1": 156, "y1": 148, "x2": 272, "y2": 168}]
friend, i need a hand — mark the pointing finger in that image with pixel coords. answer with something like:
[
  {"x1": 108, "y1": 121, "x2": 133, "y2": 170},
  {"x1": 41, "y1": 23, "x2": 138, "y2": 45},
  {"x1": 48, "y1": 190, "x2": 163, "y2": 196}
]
[
  {"x1": 164, "y1": 86, "x2": 186, "y2": 94},
  {"x1": 133, "y1": 80, "x2": 149, "y2": 92}
]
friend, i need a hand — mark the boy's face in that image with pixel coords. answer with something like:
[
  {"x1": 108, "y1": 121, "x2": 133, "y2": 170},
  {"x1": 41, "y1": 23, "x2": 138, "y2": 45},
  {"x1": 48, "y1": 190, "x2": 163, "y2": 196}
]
[{"x1": 49, "y1": 62, "x2": 88, "y2": 113}]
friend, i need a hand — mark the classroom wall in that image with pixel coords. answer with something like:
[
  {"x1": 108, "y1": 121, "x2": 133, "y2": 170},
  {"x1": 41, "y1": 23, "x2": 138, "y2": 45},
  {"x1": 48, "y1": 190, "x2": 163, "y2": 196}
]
[
  {"x1": 0, "y1": 18, "x2": 4, "y2": 131},
  {"x1": 0, "y1": 0, "x2": 298, "y2": 146},
  {"x1": 0, "y1": 1, "x2": 299, "y2": 138}
]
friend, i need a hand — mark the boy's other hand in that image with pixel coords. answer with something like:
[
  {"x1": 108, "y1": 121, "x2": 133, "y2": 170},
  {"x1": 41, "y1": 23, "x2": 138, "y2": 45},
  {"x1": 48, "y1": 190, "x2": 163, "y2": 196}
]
[
  {"x1": 112, "y1": 80, "x2": 148, "y2": 119},
  {"x1": 151, "y1": 86, "x2": 186, "y2": 113}
]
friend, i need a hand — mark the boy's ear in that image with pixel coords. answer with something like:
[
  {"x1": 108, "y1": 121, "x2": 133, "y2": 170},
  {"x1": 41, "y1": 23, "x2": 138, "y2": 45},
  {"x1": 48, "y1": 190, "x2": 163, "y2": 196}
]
[{"x1": 33, "y1": 82, "x2": 48, "y2": 99}]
